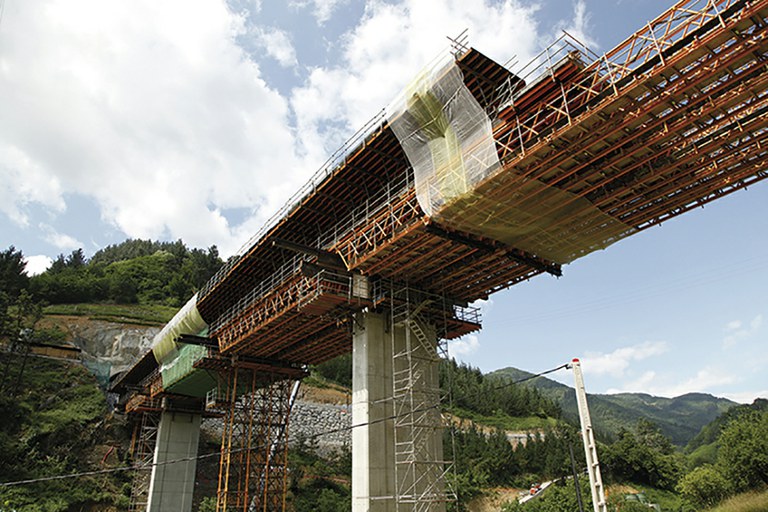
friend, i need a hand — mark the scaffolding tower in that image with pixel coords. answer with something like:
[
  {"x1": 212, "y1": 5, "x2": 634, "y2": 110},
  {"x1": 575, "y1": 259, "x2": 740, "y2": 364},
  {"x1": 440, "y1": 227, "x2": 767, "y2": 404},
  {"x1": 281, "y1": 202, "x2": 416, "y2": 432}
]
[
  {"x1": 390, "y1": 287, "x2": 456, "y2": 511},
  {"x1": 128, "y1": 405, "x2": 161, "y2": 512},
  {"x1": 208, "y1": 362, "x2": 305, "y2": 512}
]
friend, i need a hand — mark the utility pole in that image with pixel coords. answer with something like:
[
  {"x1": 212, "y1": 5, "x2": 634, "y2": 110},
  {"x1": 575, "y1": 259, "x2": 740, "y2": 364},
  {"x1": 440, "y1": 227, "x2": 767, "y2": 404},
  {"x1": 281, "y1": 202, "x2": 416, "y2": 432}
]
[{"x1": 570, "y1": 358, "x2": 607, "y2": 512}]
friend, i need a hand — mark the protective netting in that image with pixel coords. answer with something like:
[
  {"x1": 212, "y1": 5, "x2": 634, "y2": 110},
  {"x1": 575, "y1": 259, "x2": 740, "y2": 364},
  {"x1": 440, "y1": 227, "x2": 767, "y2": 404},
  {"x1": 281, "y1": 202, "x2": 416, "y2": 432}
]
[
  {"x1": 389, "y1": 58, "x2": 633, "y2": 264},
  {"x1": 433, "y1": 179, "x2": 633, "y2": 263},
  {"x1": 388, "y1": 61, "x2": 500, "y2": 218},
  {"x1": 159, "y1": 343, "x2": 209, "y2": 389}
]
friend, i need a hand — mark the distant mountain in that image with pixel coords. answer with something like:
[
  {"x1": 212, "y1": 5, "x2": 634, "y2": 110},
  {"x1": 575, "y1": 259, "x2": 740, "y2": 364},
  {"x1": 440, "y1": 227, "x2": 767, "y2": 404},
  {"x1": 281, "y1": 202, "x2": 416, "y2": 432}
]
[{"x1": 488, "y1": 367, "x2": 737, "y2": 446}]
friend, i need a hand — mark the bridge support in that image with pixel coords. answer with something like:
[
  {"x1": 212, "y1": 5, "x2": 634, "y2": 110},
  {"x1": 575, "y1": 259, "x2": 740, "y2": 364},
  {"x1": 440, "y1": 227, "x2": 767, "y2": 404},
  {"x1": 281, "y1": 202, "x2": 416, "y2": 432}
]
[
  {"x1": 352, "y1": 312, "x2": 396, "y2": 511},
  {"x1": 352, "y1": 309, "x2": 449, "y2": 511},
  {"x1": 212, "y1": 363, "x2": 301, "y2": 512},
  {"x1": 145, "y1": 410, "x2": 202, "y2": 512}
]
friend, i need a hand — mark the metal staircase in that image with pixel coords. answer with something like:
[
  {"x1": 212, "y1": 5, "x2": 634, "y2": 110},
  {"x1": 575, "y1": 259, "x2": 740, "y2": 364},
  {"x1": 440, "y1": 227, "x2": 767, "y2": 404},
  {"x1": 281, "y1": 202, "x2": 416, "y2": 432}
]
[{"x1": 391, "y1": 292, "x2": 454, "y2": 511}]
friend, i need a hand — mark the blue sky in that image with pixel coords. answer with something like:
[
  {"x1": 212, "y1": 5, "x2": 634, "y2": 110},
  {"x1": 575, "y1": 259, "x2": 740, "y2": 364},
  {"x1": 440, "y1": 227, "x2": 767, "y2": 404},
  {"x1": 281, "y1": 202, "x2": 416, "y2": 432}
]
[{"x1": 1, "y1": 0, "x2": 765, "y2": 402}]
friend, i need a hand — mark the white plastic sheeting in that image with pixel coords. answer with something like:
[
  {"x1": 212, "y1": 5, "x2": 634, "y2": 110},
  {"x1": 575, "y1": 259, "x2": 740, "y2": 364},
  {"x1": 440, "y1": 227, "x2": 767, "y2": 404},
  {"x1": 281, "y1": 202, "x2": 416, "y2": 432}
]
[
  {"x1": 388, "y1": 57, "x2": 632, "y2": 264},
  {"x1": 388, "y1": 61, "x2": 500, "y2": 218}
]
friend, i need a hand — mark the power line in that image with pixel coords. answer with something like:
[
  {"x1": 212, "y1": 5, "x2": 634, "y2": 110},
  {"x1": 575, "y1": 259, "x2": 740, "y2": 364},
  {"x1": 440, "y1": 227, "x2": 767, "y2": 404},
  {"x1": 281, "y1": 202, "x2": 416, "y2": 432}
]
[{"x1": 0, "y1": 362, "x2": 570, "y2": 488}]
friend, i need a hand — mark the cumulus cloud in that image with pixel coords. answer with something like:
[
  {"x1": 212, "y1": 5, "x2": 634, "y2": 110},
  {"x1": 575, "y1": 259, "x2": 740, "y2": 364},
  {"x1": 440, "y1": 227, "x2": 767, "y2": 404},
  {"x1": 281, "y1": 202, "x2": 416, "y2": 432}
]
[
  {"x1": 581, "y1": 341, "x2": 668, "y2": 378},
  {"x1": 723, "y1": 314, "x2": 763, "y2": 348},
  {"x1": 0, "y1": 0, "x2": 305, "y2": 257},
  {"x1": 252, "y1": 26, "x2": 298, "y2": 67},
  {"x1": 447, "y1": 334, "x2": 480, "y2": 360},
  {"x1": 41, "y1": 225, "x2": 83, "y2": 252},
  {"x1": 24, "y1": 255, "x2": 54, "y2": 276},
  {"x1": 290, "y1": 0, "x2": 542, "y2": 164},
  {"x1": 2, "y1": 0, "x2": 581, "y2": 258}
]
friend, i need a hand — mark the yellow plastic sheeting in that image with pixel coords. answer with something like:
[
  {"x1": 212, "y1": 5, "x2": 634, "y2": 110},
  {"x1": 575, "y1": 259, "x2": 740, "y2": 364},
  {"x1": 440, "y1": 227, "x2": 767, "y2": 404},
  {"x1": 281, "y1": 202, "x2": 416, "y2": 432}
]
[
  {"x1": 435, "y1": 177, "x2": 635, "y2": 264},
  {"x1": 388, "y1": 61, "x2": 500, "y2": 218},
  {"x1": 151, "y1": 293, "x2": 207, "y2": 364}
]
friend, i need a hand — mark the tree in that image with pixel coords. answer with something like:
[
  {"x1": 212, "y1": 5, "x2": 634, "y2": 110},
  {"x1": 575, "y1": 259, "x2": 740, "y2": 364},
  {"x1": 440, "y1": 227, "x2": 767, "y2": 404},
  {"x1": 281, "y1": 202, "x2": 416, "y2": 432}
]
[
  {"x1": 602, "y1": 421, "x2": 682, "y2": 490},
  {"x1": 678, "y1": 464, "x2": 732, "y2": 508},
  {"x1": 717, "y1": 409, "x2": 768, "y2": 491},
  {"x1": 0, "y1": 246, "x2": 29, "y2": 299}
]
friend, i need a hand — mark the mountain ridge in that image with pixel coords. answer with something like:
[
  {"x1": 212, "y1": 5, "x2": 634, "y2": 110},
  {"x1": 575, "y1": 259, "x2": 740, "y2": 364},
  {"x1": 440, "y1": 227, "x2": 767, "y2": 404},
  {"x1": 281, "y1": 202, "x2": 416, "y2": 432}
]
[{"x1": 488, "y1": 366, "x2": 736, "y2": 446}]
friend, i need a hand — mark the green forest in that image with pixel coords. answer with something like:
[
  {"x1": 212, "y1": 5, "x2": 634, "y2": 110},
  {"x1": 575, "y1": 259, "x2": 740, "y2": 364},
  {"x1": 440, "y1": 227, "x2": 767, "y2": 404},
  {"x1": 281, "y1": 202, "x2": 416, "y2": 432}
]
[
  {"x1": 1, "y1": 241, "x2": 767, "y2": 511},
  {"x1": 28, "y1": 240, "x2": 223, "y2": 306}
]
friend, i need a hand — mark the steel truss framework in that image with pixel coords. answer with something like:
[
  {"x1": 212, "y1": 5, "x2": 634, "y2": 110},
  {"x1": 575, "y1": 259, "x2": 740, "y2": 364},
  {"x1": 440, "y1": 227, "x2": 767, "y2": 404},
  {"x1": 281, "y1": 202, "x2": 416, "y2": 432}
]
[
  {"x1": 117, "y1": 1, "x2": 768, "y2": 510},
  {"x1": 190, "y1": 0, "x2": 768, "y2": 375},
  {"x1": 128, "y1": 408, "x2": 161, "y2": 512},
  {"x1": 210, "y1": 364, "x2": 303, "y2": 512}
]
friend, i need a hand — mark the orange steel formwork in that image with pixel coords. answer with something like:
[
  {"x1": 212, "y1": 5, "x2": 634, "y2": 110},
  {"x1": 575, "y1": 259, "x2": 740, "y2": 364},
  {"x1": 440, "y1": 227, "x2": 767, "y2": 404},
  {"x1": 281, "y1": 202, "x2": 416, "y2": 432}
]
[{"x1": 198, "y1": 0, "x2": 768, "y2": 370}]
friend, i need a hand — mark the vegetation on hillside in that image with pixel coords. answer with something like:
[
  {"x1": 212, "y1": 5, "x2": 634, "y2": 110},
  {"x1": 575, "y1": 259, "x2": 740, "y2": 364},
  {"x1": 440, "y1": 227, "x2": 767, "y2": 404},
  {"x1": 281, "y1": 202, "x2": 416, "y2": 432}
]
[
  {"x1": 490, "y1": 366, "x2": 736, "y2": 445},
  {"x1": 3, "y1": 241, "x2": 767, "y2": 512},
  {"x1": 29, "y1": 240, "x2": 223, "y2": 307},
  {"x1": 0, "y1": 354, "x2": 130, "y2": 511}
]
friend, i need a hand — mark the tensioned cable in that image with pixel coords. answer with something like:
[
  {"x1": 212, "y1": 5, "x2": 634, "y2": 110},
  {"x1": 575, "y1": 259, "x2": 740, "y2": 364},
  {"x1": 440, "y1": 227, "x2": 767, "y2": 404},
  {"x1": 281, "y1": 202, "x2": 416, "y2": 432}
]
[{"x1": 0, "y1": 362, "x2": 571, "y2": 488}]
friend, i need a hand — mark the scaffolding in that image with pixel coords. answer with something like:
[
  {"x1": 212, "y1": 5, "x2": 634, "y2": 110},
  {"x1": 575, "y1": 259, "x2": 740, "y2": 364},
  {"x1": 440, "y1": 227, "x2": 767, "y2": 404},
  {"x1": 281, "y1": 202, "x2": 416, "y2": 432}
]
[
  {"x1": 208, "y1": 362, "x2": 304, "y2": 512},
  {"x1": 390, "y1": 287, "x2": 456, "y2": 511},
  {"x1": 128, "y1": 405, "x2": 161, "y2": 512}
]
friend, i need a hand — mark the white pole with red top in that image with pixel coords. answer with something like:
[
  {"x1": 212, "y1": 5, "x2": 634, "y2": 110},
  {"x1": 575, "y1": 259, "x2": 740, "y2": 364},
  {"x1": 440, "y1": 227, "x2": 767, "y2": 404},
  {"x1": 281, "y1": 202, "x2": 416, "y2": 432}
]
[{"x1": 570, "y1": 358, "x2": 608, "y2": 512}]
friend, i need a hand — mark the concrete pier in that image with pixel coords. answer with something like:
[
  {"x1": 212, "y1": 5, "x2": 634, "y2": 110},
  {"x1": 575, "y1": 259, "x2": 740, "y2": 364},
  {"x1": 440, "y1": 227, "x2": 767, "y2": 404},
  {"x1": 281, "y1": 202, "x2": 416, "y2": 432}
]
[
  {"x1": 146, "y1": 411, "x2": 201, "y2": 512},
  {"x1": 352, "y1": 311, "x2": 396, "y2": 511},
  {"x1": 352, "y1": 310, "x2": 446, "y2": 511}
]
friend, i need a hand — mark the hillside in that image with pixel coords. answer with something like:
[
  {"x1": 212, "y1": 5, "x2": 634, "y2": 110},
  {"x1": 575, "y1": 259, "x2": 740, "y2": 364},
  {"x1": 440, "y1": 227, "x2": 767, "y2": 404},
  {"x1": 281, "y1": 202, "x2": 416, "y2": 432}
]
[{"x1": 489, "y1": 367, "x2": 736, "y2": 445}]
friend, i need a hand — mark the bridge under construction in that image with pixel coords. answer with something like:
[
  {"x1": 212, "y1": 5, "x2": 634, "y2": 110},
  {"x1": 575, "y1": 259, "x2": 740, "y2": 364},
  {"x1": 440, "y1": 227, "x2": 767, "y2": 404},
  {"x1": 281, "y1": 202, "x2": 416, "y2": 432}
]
[{"x1": 111, "y1": 0, "x2": 768, "y2": 510}]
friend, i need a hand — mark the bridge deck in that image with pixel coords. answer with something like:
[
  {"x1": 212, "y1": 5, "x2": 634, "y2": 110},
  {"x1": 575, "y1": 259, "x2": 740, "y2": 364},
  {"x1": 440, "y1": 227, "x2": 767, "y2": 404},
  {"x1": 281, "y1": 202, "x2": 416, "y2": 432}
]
[
  {"x1": 118, "y1": 1, "x2": 768, "y2": 398},
  {"x1": 198, "y1": 0, "x2": 768, "y2": 367}
]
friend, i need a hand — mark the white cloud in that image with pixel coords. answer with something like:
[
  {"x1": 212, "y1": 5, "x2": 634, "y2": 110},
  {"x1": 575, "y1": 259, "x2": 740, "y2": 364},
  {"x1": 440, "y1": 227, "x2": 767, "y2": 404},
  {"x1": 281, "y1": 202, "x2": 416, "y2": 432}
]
[
  {"x1": 471, "y1": 298, "x2": 494, "y2": 317},
  {"x1": 41, "y1": 224, "x2": 83, "y2": 252},
  {"x1": 553, "y1": 0, "x2": 597, "y2": 51},
  {"x1": 581, "y1": 341, "x2": 668, "y2": 378},
  {"x1": 291, "y1": 0, "x2": 350, "y2": 25},
  {"x1": 290, "y1": 0, "x2": 542, "y2": 165},
  {"x1": 608, "y1": 366, "x2": 737, "y2": 398},
  {"x1": 0, "y1": 0, "x2": 306, "y2": 257},
  {"x1": 722, "y1": 390, "x2": 768, "y2": 404},
  {"x1": 24, "y1": 255, "x2": 53, "y2": 276},
  {"x1": 252, "y1": 26, "x2": 298, "y2": 68},
  {"x1": 0, "y1": 145, "x2": 65, "y2": 226},
  {"x1": 723, "y1": 314, "x2": 763, "y2": 348},
  {"x1": 447, "y1": 334, "x2": 480, "y2": 360}
]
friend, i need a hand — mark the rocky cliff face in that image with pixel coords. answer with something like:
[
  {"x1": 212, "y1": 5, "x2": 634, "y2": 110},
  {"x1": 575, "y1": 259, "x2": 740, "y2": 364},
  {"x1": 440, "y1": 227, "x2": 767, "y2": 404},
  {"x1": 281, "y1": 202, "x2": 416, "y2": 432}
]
[{"x1": 49, "y1": 316, "x2": 159, "y2": 375}]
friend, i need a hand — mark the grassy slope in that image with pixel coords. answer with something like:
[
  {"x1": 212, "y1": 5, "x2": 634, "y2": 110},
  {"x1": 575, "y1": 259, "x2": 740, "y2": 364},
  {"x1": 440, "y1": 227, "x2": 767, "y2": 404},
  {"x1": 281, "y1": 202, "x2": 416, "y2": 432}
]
[
  {"x1": 44, "y1": 302, "x2": 178, "y2": 326},
  {"x1": 704, "y1": 489, "x2": 768, "y2": 512},
  {"x1": 0, "y1": 353, "x2": 130, "y2": 511}
]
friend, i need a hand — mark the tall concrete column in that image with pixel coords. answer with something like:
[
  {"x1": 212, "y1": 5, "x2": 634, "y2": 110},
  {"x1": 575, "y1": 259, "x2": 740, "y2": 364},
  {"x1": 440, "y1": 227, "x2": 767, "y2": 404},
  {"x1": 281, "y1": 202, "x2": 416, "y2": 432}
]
[
  {"x1": 352, "y1": 311, "x2": 396, "y2": 511},
  {"x1": 352, "y1": 310, "x2": 447, "y2": 511},
  {"x1": 146, "y1": 411, "x2": 201, "y2": 512}
]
